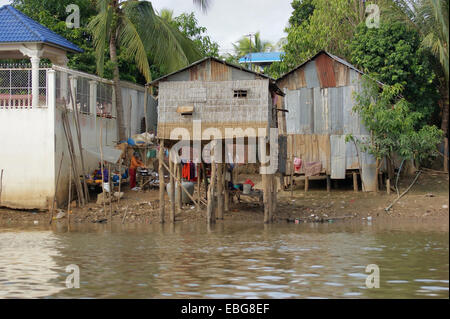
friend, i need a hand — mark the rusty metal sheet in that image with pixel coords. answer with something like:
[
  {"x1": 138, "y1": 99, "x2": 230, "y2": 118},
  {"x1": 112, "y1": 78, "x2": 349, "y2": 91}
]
[
  {"x1": 330, "y1": 134, "x2": 346, "y2": 179},
  {"x1": 304, "y1": 60, "x2": 320, "y2": 89},
  {"x1": 315, "y1": 53, "x2": 336, "y2": 88}
]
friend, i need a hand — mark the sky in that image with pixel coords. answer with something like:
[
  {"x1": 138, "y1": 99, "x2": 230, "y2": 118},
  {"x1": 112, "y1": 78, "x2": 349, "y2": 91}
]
[{"x1": 0, "y1": 0, "x2": 294, "y2": 55}]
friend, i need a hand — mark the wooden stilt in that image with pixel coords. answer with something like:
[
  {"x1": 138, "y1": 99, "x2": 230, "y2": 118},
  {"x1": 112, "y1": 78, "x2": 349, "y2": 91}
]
[
  {"x1": 304, "y1": 176, "x2": 309, "y2": 192},
  {"x1": 217, "y1": 163, "x2": 224, "y2": 220},
  {"x1": 197, "y1": 164, "x2": 201, "y2": 213},
  {"x1": 270, "y1": 174, "x2": 277, "y2": 222},
  {"x1": 176, "y1": 163, "x2": 182, "y2": 212},
  {"x1": 108, "y1": 163, "x2": 112, "y2": 222},
  {"x1": 67, "y1": 163, "x2": 72, "y2": 225},
  {"x1": 202, "y1": 162, "x2": 208, "y2": 201},
  {"x1": 263, "y1": 173, "x2": 269, "y2": 224},
  {"x1": 326, "y1": 175, "x2": 331, "y2": 192},
  {"x1": 353, "y1": 172, "x2": 358, "y2": 192},
  {"x1": 386, "y1": 178, "x2": 391, "y2": 195},
  {"x1": 207, "y1": 159, "x2": 216, "y2": 224},
  {"x1": 169, "y1": 150, "x2": 176, "y2": 223},
  {"x1": 224, "y1": 165, "x2": 229, "y2": 212},
  {"x1": 159, "y1": 139, "x2": 165, "y2": 223}
]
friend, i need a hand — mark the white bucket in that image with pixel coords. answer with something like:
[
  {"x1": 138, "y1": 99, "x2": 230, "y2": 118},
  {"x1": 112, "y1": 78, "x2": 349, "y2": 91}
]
[
  {"x1": 103, "y1": 182, "x2": 110, "y2": 193},
  {"x1": 243, "y1": 183, "x2": 251, "y2": 194}
]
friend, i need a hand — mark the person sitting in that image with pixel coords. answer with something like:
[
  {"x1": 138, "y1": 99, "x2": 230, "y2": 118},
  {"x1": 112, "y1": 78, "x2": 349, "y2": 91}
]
[{"x1": 130, "y1": 152, "x2": 145, "y2": 191}]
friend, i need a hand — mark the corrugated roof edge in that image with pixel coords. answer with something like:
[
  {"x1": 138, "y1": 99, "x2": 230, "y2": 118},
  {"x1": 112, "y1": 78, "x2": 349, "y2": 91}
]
[{"x1": 276, "y1": 50, "x2": 383, "y2": 86}]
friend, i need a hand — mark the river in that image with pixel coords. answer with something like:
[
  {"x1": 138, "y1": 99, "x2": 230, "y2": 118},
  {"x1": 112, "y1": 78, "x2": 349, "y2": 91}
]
[{"x1": 0, "y1": 219, "x2": 448, "y2": 299}]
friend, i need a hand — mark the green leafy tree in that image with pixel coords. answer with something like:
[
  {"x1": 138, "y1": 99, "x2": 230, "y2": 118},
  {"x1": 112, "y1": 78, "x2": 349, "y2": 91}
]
[
  {"x1": 347, "y1": 76, "x2": 443, "y2": 189},
  {"x1": 269, "y1": 0, "x2": 368, "y2": 77},
  {"x1": 350, "y1": 21, "x2": 440, "y2": 126},
  {"x1": 173, "y1": 12, "x2": 219, "y2": 57},
  {"x1": 381, "y1": 0, "x2": 449, "y2": 160},
  {"x1": 288, "y1": 0, "x2": 315, "y2": 27},
  {"x1": 88, "y1": 0, "x2": 208, "y2": 141}
]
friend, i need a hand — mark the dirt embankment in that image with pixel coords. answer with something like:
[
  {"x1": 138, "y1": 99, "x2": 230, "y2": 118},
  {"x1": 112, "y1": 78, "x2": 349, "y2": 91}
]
[{"x1": 0, "y1": 171, "x2": 448, "y2": 226}]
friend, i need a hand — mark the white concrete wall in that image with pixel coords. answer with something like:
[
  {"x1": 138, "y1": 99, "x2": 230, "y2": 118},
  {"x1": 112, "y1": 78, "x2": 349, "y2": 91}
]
[
  {"x1": 0, "y1": 68, "x2": 150, "y2": 210},
  {"x1": 0, "y1": 104, "x2": 55, "y2": 210}
]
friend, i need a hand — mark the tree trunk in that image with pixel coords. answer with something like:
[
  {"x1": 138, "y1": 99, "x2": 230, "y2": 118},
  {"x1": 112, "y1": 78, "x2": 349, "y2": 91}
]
[
  {"x1": 110, "y1": 31, "x2": 126, "y2": 142},
  {"x1": 440, "y1": 84, "x2": 449, "y2": 172}
]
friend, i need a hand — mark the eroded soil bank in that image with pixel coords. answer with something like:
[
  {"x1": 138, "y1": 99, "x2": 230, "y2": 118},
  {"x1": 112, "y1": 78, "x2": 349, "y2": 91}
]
[{"x1": 1, "y1": 171, "x2": 448, "y2": 226}]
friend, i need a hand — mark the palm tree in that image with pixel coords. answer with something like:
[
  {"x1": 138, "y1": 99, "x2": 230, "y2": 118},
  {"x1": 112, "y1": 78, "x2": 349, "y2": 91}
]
[
  {"x1": 382, "y1": 0, "x2": 449, "y2": 143},
  {"x1": 88, "y1": 0, "x2": 210, "y2": 141},
  {"x1": 233, "y1": 32, "x2": 274, "y2": 58},
  {"x1": 159, "y1": 8, "x2": 175, "y2": 25}
]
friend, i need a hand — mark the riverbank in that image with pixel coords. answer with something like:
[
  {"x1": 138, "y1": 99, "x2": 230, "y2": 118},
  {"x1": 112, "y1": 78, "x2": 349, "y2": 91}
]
[{"x1": 0, "y1": 170, "x2": 448, "y2": 226}]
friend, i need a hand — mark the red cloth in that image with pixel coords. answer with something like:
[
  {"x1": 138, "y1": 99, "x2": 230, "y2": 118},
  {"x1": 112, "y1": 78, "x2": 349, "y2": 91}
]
[
  {"x1": 130, "y1": 168, "x2": 136, "y2": 189},
  {"x1": 244, "y1": 179, "x2": 255, "y2": 187}
]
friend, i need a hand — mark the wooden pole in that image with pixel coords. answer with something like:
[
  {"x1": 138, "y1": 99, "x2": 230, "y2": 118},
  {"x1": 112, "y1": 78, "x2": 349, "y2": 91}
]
[
  {"x1": 217, "y1": 163, "x2": 224, "y2": 220},
  {"x1": 263, "y1": 173, "x2": 269, "y2": 224},
  {"x1": 67, "y1": 163, "x2": 72, "y2": 225},
  {"x1": 386, "y1": 178, "x2": 391, "y2": 195},
  {"x1": 202, "y1": 161, "x2": 208, "y2": 201},
  {"x1": 353, "y1": 171, "x2": 358, "y2": 192},
  {"x1": 304, "y1": 176, "x2": 309, "y2": 192},
  {"x1": 108, "y1": 163, "x2": 112, "y2": 222},
  {"x1": 272, "y1": 174, "x2": 277, "y2": 220},
  {"x1": 118, "y1": 160, "x2": 122, "y2": 205},
  {"x1": 290, "y1": 136, "x2": 294, "y2": 198},
  {"x1": 326, "y1": 175, "x2": 331, "y2": 192},
  {"x1": 68, "y1": 84, "x2": 89, "y2": 203},
  {"x1": 224, "y1": 165, "x2": 229, "y2": 212},
  {"x1": 169, "y1": 150, "x2": 176, "y2": 223},
  {"x1": 49, "y1": 152, "x2": 64, "y2": 224},
  {"x1": 159, "y1": 139, "x2": 165, "y2": 223},
  {"x1": 176, "y1": 162, "x2": 182, "y2": 212},
  {"x1": 99, "y1": 120, "x2": 106, "y2": 215},
  {"x1": 197, "y1": 164, "x2": 201, "y2": 213},
  {"x1": 207, "y1": 159, "x2": 216, "y2": 224}
]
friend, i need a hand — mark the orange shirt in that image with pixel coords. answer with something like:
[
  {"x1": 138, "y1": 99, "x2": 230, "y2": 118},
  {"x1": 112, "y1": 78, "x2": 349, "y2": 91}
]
[{"x1": 130, "y1": 156, "x2": 144, "y2": 170}]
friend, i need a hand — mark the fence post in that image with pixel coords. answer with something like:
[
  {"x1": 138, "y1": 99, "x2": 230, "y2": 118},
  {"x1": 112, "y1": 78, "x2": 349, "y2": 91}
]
[
  {"x1": 47, "y1": 69, "x2": 56, "y2": 110},
  {"x1": 30, "y1": 57, "x2": 40, "y2": 107}
]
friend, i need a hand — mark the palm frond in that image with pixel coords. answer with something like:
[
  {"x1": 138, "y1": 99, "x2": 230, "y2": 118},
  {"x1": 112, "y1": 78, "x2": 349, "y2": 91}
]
[
  {"x1": 88, "y1": 5, "x2": 113, "y2": 77},
  {"x1": 192, "y1": 0, "x2": 210, "y2": 13},
  {"x1": 118, "y1": 15, "x2": 152, "y2": 82}
]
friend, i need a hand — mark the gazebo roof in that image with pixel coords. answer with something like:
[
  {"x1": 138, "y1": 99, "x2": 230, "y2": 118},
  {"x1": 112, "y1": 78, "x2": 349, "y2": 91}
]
[{"x1": 0, "y1": 5, "x2": 83, "y2": 53}]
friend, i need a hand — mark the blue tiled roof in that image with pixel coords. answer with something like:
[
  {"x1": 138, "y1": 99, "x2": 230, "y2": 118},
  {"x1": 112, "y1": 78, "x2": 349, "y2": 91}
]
[
  {"x1": 0, "y1": 5, "x2": 83, "y2": 53},
  {"x1": 239, "y1": 52, "x2": 284, "y2": 64}
]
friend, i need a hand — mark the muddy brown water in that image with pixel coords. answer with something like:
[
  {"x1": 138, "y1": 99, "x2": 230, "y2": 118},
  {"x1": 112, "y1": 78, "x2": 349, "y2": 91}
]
[{"x1": 0, "y1": 219, "x2": 448, "y2": 299}]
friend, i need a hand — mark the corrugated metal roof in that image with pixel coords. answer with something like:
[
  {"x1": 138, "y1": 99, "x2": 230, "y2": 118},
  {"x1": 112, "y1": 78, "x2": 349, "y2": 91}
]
[
  {"x1": 0, "y1": 5, "x2": 83, "y2": 53},
  {"x1": 238, "y1": 52, "x2": 284, "y2": 64},
  {"x1": 277, "y1": 50, "x2": 383, "y2": 86},
  {"x1": 149, "y1": 56, "x2": 284, "y2": 96}
]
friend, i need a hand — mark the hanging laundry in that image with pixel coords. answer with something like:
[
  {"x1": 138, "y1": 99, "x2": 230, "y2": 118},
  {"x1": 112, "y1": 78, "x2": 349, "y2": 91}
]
[
  {"x1": 294, "y1": 157, "x2": 302, "y2": 173},
  {"x1": 304, "y1": 161, "x2": 322, "y2": 176}
]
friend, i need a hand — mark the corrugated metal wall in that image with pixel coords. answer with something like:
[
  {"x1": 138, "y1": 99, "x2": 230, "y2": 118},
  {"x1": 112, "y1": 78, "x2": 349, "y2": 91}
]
[{"x1": 280, "y1": 53, "x2": 377, "y2": 191}]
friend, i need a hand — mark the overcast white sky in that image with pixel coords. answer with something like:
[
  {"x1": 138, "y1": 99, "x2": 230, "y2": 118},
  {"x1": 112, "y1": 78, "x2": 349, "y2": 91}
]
[{"x1": 0, "y1": 0, "x2": 293, "y2": 55}]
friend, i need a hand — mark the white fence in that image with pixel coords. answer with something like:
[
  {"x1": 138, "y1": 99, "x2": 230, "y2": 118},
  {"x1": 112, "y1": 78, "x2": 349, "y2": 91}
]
[
  {"x1": 0, "y1": 64, "x2": 156, "y2": 209},
  {"x1": 0, "y1": 64, "x2": 48, "y2": 108}
]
